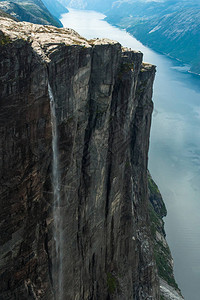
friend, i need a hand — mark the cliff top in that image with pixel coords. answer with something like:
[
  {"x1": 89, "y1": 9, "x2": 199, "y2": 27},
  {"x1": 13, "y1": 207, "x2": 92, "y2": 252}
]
[
  {"x1": 0, "y1": 17, "x2": 143, "y2": 62},
  {"x1": 0, "y1": 17, "x2": 89, "y2": 59}
]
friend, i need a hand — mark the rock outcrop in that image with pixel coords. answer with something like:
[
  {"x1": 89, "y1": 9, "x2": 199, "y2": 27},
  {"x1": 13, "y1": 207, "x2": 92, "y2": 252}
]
[
  {"x1": 148, "y1": 175, "x2": 184, "y2": 300},
  {"x1": 0, "y1": 18, "x2": 158, "y2": 299}
]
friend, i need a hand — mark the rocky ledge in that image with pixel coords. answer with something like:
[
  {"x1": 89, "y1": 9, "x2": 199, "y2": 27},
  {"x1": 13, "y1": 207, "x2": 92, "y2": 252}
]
[
  {"x1": 148, "y1": 174, "x2": 184, "y2": 300},
  {"x1": 0, "y1": 17, "x2": 179, "y2": 300}
]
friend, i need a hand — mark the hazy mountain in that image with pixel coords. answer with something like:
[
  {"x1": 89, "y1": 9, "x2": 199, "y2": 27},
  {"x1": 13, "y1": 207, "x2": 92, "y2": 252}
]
[
  {"x1": 0, "y1": 7, "x2": 18, "y2": 19},
  {"x1": 58, "y1": 0, "x2": 114, "y2": 12},
  {"x1": 58, "y1": 0, "x2": 199, "y2": 12},
  {"x1": 105, "y1": 0, "x2": 200, "y2": 74},
  {"x1": 61, "y1": 0, "x2": 200, "y2": 73},
  {"x1": 42, "y1": 0, "x2": 68, "y2": 19},
  {"x1": 0, "y1": 0, "x2": 63, "y2": 27}
]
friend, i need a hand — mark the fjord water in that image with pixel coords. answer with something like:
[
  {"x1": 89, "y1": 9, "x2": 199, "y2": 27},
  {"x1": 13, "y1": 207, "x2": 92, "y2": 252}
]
[{"x1": 61, "y1": 9, "x2": 200, "y2": 300}]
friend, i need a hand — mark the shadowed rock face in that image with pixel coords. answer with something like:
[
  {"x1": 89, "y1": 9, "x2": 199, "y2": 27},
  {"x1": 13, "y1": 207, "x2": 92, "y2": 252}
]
[{"x1": 0, "y1": 18, "x2": 158, "y2": 300}]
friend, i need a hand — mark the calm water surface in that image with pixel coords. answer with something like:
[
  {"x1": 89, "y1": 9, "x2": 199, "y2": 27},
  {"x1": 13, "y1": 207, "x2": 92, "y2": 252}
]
[{"x1": 61, "y1": 8, "x2": 200, "y2": 300}]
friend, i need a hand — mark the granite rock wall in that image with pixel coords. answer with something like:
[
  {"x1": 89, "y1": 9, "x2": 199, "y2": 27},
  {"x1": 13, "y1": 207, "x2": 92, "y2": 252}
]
[{"x1": 0, "y1": 18, "x2": 158, "y2": 299}]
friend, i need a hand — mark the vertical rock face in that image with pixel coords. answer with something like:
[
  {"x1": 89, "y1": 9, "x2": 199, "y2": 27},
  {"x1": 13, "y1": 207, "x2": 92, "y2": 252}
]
[{"x1": 0, "y1": 18, "x2": 158, "y2": 300}]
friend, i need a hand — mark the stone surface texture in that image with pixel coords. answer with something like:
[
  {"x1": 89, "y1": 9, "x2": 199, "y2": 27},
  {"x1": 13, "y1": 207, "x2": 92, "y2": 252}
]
[
  {"x1": 148, "y1": 175, "x2": 184, "y2": 300},
  {"x1": 0, "y1": 18, "x2": 159, "y2": 299},
  {"x1": 160, "y1": 279, "x2": 184, "y2": 300}
]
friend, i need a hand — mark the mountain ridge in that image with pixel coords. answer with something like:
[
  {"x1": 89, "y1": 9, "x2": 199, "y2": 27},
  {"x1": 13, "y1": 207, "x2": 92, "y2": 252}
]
[
  {"x1": 0, "y1": 0, "x2": 64, "y2": 27},
  {"x1": 105, "y1": 0, "x2": 200, "y2": 74},
  {"x1": 62, "y1": 0, "x2": 200, "y2": 74}
]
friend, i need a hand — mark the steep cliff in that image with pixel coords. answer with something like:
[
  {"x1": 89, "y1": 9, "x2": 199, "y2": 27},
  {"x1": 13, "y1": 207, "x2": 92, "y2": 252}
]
[
  {"x1": 148, "y1": 175, "x2": 184, "y2": 300},
  {"x1": 0, "y1": 18, "x2": 159, "y2": 299}
]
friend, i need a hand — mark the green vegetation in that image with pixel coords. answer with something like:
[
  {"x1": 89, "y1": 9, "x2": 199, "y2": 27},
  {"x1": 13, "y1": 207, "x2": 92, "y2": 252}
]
[
  {"x1": 148, "y1": 174, "x2": 160, "y2": 195},
  {"x1": 0, "y1": 8, "x2": 18, "y2": 20},
  {"x1": 148, "y1": 202, "x2": 161, "y2": 236},
  {"x1": 107, "y1": 272, "x2": 117, "y2": 294},
  {"x1": 148, "y1": 174, "x2": 167, "y2": 218},
  {"x1": 105, "y1": 0, "x2": 200, "y2": 74},
  {"x1": 154, "y1": 241, "x2": 178, "y2": 289},
  {"x1": 42, "y1": 0, "x2": 68, "y2": 20},
  {"x1": 148, "y1": 174, "x2": 179, "y2": 291},
  {"x1": 0, "y1": 0, "x2": 62, "y2": 27},
  {"x1": 0, "y1": 34, "x2": 11, "y2": 46},
  {"x1": 148, "y1": 203, "x2": 179, "y2": 290}
]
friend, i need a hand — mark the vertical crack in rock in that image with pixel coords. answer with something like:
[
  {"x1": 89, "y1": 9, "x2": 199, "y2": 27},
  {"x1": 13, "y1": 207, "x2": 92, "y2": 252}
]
[{"x1": 44, "y1": 231, "x2": 53, "y2": 288}]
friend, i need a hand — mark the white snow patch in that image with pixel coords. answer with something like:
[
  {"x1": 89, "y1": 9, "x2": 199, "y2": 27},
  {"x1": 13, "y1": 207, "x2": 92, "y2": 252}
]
[{"x1": 149, "y1": 25, "x2": 161, "y2": 34}]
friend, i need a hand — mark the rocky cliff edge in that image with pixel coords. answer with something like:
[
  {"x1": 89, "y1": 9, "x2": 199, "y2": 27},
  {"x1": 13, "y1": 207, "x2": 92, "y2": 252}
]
[{"x1": 0, "y1": 17, "x2": 159, "y2": 299}]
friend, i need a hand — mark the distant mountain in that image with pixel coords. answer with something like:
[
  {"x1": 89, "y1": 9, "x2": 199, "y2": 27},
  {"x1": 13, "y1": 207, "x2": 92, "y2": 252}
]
[
  {"x1": 59, "y1": 0, "x2": 114, "y2": 12},
  {"x1": 0, "y1": 0, "x2": 63, "y2": 27},
  {"x1": 105, "y1": 0, "x2": 200, "y2": 74},
  {"x1": 62, "y1": 0, "x2": 200, "y2": 74},
  {"x1": 0, "y1": 7, "x2": 18, "y2": 19},
  {"x1": 42, "y1": 0, "x2": 68, "y2": 20}
]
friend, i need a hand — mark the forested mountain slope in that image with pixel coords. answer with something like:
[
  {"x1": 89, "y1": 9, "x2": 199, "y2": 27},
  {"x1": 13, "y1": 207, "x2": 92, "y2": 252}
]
[
  {"x1": 105, "y1": 0, "x2": 200, "y2": 74},
  {"x1": 0, "y1": 0, "x2": 63, "y2": 26},
  {"x1": 42, "y1": 0, "x2": 68, "y2": 20}
]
